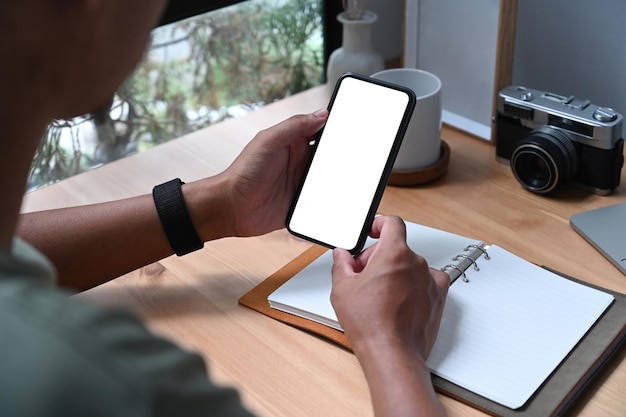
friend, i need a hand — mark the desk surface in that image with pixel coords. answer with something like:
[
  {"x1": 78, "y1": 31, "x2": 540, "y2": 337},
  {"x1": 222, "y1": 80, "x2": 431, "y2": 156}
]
[{"x1": 21, "y1": 85, "x2": 626, "y2": 417}]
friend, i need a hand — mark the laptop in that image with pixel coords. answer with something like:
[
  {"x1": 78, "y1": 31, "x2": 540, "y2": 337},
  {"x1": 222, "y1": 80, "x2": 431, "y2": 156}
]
[{"x1": 570, "y1": 202, "x2": 626, "y2": 276}]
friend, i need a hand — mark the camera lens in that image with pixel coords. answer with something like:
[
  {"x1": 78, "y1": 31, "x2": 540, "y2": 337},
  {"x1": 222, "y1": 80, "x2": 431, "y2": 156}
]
[{"x1": 510, "y1": 127, "x2": 578, "y2": 193}]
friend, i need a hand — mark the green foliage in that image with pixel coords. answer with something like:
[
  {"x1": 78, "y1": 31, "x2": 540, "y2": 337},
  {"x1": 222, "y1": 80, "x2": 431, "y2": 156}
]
[
  {"x1": 28, "y1": 0, "x2": 323, "y2": 191},
  {"x1": 29, "y1": 120, "x2": 84, "y2": 188}
]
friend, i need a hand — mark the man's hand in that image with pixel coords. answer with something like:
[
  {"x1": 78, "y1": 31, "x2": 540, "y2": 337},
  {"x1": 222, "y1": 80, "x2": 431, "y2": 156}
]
[
  {"x1": 331, "y1": 215, "x2": 449, "y2": 417},
  {"x1": 220, "y1": 109, "x2": 328, "y2": 237}
]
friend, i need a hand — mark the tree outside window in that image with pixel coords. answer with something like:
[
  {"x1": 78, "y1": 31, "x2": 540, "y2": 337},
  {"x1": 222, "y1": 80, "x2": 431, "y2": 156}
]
[{"x1": 29, "y1": 0, "x2": 323, "y2": 191}]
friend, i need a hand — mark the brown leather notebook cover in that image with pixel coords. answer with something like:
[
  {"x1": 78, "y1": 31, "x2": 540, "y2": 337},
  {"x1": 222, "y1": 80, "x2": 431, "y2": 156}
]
[{"x1": 238, "y1": 246, "x2": 626, "y2": 417}]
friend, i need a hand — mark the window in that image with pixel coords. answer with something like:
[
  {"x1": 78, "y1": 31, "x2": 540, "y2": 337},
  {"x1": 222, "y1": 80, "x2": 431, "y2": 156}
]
[{"x1": 29, "y1": 0, "x2": 326, "y2": 191}]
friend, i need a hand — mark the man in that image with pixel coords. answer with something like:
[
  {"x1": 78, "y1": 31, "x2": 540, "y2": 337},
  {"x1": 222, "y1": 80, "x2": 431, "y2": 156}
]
[{"x1": 0, "y1": 1, "x2": 449, "y2": 416}]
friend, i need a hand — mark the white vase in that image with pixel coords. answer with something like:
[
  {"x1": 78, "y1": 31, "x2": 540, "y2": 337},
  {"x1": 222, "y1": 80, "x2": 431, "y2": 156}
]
[{"x1": 326, "y1": 11, "x2": 385, "y2": 92}]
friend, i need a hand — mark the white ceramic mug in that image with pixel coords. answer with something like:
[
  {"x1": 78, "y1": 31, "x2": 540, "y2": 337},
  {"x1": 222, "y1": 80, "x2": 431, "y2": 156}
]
[{"x1": 371, "y1": 68, "x2": 442, "y2": 171}]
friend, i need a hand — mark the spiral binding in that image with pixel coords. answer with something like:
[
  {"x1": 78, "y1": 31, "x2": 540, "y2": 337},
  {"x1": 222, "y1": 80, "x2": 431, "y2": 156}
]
[
  {"x1": 441, "y1": 243, "x2": 490, "y2": 285},
  {"x1": 453, "y1": 254, "x2": 480, "y2": 271}
]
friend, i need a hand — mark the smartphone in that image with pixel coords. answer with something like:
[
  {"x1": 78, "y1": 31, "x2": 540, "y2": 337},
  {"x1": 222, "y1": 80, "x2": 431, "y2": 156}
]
[{"x1": 286, "y1": 72, "x2": 416, "y2": 255}]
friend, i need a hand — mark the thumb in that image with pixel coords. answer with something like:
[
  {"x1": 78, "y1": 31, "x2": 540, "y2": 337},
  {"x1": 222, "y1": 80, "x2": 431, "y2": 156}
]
[
  {"x1": 303, "y1": 108, "x2": 329, "y2": 136},
  {"x1": 331, "y1": 248, "x2": 356, "y2": 279},
  {"x1": 266, "y1": 109, "x2": 328, "y2": 146}
]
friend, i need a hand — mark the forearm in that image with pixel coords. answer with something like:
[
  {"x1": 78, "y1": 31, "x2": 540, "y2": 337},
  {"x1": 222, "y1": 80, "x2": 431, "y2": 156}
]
[
  {"x1": 17, "y1": 176, "x2": 233, "y2": 291},
  {"x1": 354, "y1": 341, "x2": 446, "y2": 417}
]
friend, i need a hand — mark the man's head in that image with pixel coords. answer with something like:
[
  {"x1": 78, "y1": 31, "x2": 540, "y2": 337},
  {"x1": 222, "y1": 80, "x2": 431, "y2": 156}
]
[{"x1": 0, "y1": 0, "x2": 168, "y2": 120}]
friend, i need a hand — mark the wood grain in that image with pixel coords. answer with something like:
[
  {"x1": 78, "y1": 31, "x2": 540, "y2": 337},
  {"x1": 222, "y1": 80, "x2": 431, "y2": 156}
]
[{"x1": 21, "y1": 85, "x2": 626, "y2": 417}]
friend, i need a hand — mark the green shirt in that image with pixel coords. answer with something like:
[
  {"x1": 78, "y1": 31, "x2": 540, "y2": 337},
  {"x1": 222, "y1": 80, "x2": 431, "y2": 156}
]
[{"x1": 0, "y1": 238, "x2": 255, "y2": 417}]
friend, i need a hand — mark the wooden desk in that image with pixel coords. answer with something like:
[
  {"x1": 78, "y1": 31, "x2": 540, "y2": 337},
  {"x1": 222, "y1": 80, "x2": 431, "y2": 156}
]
[{"x1": 21, "y1": 85, "x2": 626, "y2": 417}]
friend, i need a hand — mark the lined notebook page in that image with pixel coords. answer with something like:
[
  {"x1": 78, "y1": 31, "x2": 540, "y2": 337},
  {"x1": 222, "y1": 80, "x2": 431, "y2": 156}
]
[
  {"x1": 268, "y1": 223, "x2": 478, "y2": 329},
  {"x1": 427, "y1": 245, "x2": 614, "y2": 409},
  {"x1": 268, "y1": 222, "x2": 614, "y2": 409}
]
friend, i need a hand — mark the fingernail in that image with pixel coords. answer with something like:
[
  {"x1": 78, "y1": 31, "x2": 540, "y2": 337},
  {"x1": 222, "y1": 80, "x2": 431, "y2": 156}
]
[{"x1": 313, "y1": 108, "x2": 328, "y2": 118}]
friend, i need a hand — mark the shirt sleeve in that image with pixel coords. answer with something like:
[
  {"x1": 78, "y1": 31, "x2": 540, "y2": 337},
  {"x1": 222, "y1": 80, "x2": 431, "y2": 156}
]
[{"x1": 0, "y1": 279, "x2": 256, "y2": 417}]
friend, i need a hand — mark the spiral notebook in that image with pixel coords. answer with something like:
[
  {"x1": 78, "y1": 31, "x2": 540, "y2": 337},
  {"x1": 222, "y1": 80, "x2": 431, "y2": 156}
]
[{"x1": 240, "y1": 221, "x2": 626, "y2": 416}]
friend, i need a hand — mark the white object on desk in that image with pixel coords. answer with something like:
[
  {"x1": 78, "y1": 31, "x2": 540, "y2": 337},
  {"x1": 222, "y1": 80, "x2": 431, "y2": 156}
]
[{"x1": 268, "y1": 222, "x2": 614, "y2": 409}]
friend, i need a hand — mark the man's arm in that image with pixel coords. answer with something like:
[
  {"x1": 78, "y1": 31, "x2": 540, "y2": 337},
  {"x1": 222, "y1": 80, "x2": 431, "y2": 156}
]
[
  {"x1": 352, "y1": 339, "x2": 445, "y2": 417},
  {"x1": 17, "y1": 176, "x2": 230, "y2": 291},
  {"x1": 18, "y1": 110, "x2": 328, "y2": 291},
  {"x1": 331, "y1": 216, "x2": 449, "y2": 416}
]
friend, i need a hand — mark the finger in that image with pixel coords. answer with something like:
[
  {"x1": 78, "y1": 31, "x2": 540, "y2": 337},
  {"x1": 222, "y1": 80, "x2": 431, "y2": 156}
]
[
  {"x1": 369, "y1": 215, "x2": 407, "y2": 242},
  {"x1": 352, "y1": 241, "x2": 377, "y2": 270},
  {"x1": 430, "y1": 268, "x2": 451, "y2": 294},
  {"x1": 258, "y1": 109, "x2": 328, "y2": 147},
  {"x1": 331, "y1": 247, "x2": 357, "y2": 278},
  {"x1": 355, "y1": 216, "x2": 407, "y2": 267}
]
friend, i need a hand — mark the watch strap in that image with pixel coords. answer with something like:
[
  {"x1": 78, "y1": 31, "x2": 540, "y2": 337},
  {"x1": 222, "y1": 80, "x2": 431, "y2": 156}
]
[{"x1": 152, "y1": 178, "x2": 204, "y2": 256}]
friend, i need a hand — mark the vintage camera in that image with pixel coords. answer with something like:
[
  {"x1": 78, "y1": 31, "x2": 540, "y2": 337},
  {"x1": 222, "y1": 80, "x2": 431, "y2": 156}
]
[{"x1": 495, "y1": 85, "x2": 624, "y2": 195}]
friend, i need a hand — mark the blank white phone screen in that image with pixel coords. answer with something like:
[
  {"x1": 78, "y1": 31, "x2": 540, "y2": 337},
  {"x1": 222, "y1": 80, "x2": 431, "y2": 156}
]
[{"x1": 288, "y1": 76, "x2": 411, "y2": 251}]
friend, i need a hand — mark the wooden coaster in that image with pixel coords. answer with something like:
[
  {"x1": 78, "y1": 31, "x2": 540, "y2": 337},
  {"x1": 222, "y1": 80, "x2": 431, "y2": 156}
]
[{"x1": 387, "y1": 140, "x2": 450, "y2": 186}]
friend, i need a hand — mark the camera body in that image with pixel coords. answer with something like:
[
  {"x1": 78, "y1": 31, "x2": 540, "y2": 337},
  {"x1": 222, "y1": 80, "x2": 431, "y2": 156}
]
[{"x1": 495, "y1": 85, "x2": 624, "y2": 195}]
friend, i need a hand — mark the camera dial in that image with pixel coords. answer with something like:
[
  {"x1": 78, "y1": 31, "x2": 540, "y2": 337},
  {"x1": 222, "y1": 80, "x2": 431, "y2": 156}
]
[{"x1": 510, "y1": 127, "x2": 578, "y2": 193}]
